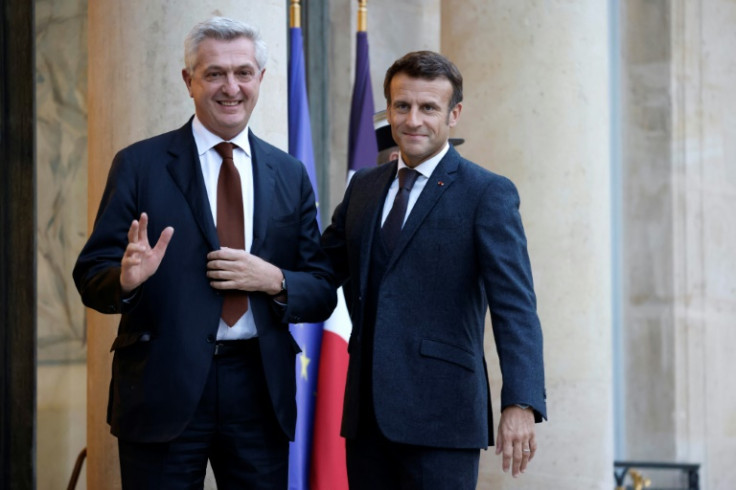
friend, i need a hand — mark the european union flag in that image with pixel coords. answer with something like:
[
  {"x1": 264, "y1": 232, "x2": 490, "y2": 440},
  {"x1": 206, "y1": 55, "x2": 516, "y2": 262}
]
[{"x1": 287, "y1": 23, "x2": 324, "y2": 490}]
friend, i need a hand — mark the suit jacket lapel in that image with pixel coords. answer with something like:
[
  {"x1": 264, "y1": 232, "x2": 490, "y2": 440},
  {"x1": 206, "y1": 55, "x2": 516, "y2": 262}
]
[
  {"x1": 248, "y1": 130, "x2": 275, "y2": 255},
  {"x1": 386, "y1": 148, "x2": 460, "y2": 270},
  {"x1": 357, "y1": 162, "x2": 397, "y2": 294},
  {"x1": 166, "y1": 120, "x2": 220, "y2": 251}
]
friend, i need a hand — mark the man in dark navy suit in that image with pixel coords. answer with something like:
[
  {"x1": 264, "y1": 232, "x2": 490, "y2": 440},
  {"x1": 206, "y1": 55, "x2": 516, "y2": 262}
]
[
  {"x1": 322, "y1": 51, "x2": 546, "y2": 489},
  {"x1": 74, "y1": 17, "x2": 335, "y2": 489}
]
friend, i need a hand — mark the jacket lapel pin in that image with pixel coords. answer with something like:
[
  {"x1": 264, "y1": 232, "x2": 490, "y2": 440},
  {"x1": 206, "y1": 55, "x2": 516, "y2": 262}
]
[{"x1": 438, "y1": 181, "x2": 444, "y2": 186}]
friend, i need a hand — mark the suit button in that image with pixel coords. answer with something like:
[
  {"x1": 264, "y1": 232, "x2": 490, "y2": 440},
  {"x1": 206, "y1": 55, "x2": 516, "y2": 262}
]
[{"x1": 206, "y1": 335, "x2": 215, "y2": 343}]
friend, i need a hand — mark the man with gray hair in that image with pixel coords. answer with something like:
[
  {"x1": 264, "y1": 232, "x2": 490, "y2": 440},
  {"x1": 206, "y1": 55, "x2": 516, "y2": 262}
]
[{"x1": 74, "y1": 17, "x2": 335, "y2": 489}]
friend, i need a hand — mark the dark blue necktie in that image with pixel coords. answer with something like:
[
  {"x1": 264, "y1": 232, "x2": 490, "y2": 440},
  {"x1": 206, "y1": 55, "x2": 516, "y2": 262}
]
[{"x1": 381, "y1": 168, "x2": 419, "y2": 253}]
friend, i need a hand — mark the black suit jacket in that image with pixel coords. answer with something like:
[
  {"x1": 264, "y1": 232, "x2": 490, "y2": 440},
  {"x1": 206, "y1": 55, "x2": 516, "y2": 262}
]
[
  {"x1": 74, "y1": 120, "x2": 336, "y2": 443},
  {"x1": 322, "y1": 147, "x2": 546, "y2": 449}
]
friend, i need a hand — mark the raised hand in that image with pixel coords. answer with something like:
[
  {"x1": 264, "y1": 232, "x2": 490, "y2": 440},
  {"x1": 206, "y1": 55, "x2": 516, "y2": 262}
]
[{"x1": 120, "y1": 212, "x2": 174, "y2": 294}]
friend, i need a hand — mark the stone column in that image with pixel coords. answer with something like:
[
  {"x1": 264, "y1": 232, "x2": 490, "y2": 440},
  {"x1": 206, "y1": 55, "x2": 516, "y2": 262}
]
[
  {"x1": 622, "y1": 1, "x2": 736, "y2": 487},
  {"x1": 442, "y1": 2, "x2": 614, "y2": 487},
  {"x1": 669, "y1": 2, "x2": 736, "y2": 486},
  {"x1": 620, "y1": 0, "x2": 677, "y2": 463},
  {"x1": 86, "y1": 3, "x2": 287, "y2": 488}
]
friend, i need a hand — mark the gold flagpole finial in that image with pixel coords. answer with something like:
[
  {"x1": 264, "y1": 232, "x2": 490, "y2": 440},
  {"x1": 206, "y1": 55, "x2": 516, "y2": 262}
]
[
  {"x1": 290, "y1": 0, "x2": 301, "y2": 29},
  {"x1": 357, "y1": 0, "x2": 368, "y2": 32}
]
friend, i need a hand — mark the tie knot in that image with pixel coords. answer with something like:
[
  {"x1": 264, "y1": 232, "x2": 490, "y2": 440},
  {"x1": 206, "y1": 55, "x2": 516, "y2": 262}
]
[
  {"x1": 214, "y1": 142, "x2": 235, "y2": 160},
  {"x1": 398, "y1": 168, "x2": 419, "y2": 191}
]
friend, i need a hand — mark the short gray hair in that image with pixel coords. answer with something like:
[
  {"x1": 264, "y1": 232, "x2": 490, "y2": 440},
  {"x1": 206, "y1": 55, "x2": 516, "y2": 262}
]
[{"x1": 184, "y1": 17, "x2": 268, "y2": 74}]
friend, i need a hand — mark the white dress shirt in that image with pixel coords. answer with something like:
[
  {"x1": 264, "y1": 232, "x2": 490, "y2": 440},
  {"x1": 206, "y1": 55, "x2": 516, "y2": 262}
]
[
  {"x1": 191, "y1": 116, "x2": 258, "y2": 340},
  {"x1": 381, "y1": 143, "x2": 450, "y2": 227}
]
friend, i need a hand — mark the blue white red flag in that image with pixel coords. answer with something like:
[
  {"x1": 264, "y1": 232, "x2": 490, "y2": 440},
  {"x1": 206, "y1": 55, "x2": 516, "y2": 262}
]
[{"x1": 311, "y1": 29, "x2": 378, "y2": 490}]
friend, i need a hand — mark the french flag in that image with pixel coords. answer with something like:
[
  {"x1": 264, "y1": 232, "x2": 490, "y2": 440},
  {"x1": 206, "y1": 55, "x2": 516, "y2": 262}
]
[{"x1": 310, "y1": 29, "x2": 378, "y2": 489}]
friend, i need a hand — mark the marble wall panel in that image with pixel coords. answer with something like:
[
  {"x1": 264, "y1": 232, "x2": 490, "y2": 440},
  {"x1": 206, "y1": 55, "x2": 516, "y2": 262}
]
[
  {"x1": 36, "y1": 0, "x2": 88, "y2": 365},
  {"x1": 35, "y1": 0, "x2": 89, "y2": 487}
]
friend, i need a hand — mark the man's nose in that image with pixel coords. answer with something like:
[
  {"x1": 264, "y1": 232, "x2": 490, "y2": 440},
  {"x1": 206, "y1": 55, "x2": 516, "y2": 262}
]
[
  {"x1": 221, "y1": 73, "x2": 239, "y2": 95},
  {"x1": 406, "y1": 107, "x2": 421, "y2": 126}
]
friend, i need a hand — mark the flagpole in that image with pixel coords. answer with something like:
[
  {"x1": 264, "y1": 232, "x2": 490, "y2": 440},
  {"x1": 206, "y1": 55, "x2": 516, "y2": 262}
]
[
  {"x1": 358, "y1": 0, "x2": 367, "y2": 32},
  {"x1": 290, "y1": 0, "x2": 300, "y2": 29},
  {"x1": 287, "y1": 5, "x2": 325, "y2": 489}
]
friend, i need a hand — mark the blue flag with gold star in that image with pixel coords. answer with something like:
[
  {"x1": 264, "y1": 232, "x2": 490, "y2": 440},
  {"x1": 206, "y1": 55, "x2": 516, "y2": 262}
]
[{"x1": 287, "y1": 23, "x2": 324, "y2": 490}]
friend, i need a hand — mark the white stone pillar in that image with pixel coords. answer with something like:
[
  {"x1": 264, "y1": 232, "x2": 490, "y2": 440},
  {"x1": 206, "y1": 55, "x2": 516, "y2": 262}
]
[
  {"x1": 442, "y1": 2, "x2": 614, "y2": 487},
  {"x1": 670, "y1": 2, "x2": 736, "y2": 486},
  {"x1": 86, "y1": 3, "x2": 287, "y2": 488},
  {"x1": 621, "y1": 2, "x2": 736, "y2": 487}
]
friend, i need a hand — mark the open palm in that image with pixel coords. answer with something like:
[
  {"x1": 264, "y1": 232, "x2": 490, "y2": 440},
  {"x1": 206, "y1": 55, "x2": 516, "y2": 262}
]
[{"x1": 120, "y1": 212, "x2": 174, "y2": 293}]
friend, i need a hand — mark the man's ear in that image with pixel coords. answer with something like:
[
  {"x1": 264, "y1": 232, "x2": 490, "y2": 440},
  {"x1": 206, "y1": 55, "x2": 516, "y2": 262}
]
[
  {"x1": 182, "y1": 69, "x2": 193, "y2": 96},
  {"x1": 448, "y1": 102, "x2": 462, "y2": 128}
]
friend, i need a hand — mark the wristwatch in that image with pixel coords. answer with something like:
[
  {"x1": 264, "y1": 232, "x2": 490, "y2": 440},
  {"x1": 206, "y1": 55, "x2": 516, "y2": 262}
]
[{"x1": 273, "y1": 273, "x2": 288, "y2": 304}]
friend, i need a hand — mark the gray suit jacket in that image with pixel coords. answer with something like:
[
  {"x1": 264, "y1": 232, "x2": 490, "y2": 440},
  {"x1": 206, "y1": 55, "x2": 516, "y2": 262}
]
[{"x1": 322, "y1": 146, "x2": 546, "y2": 449}]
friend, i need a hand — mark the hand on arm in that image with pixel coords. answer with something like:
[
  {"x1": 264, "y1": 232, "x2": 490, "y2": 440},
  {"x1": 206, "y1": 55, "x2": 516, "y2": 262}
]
[
  {"x1": 495, "y1": 405, "x2": 537, "y2": 477},
  {"x1": 206, "y1": 248, "x2": 283, "y2": 295},
  {"x1": 120, "y1": 212, "x2": 175, "y2": 294}
]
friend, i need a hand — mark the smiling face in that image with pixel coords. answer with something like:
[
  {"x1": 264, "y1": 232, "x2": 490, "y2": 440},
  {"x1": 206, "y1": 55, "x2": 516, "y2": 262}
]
[
  {"x1": 386, "y1": 73, "x2": 462, "y2": 168},
  {"x1": 182, "y1": 36, "x2": 264, "y2": 140}
]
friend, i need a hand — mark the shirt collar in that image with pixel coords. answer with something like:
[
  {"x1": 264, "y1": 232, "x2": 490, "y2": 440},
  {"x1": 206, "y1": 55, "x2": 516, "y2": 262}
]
[
  {"x1": 191, "y1": 116, "x2": 252, "y2": 158},
  {"x1": 396, "y1": 142, "x2": 450, "y2": 179}
]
